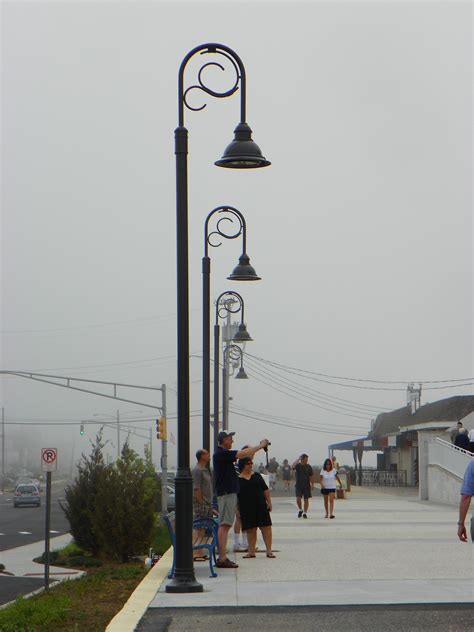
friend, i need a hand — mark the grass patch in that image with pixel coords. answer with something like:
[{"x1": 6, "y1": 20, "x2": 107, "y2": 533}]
[
  {"x1": 0, "y1": 593, "x2": 71, "y2": 632},
  {"x1": 1, "y1": 516, "x2": 170, "y2": 631},
  {"x1": 0, "y1": 563, "x2": 147, "y2": 632}
]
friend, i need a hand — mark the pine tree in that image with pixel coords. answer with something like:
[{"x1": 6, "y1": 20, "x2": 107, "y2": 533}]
[
  {"x1": 62, "y1": 432, "x2": 109, "y2": 556},
  {"x1": 92, "y1": 441, "x2": 158, "y2": 561}
]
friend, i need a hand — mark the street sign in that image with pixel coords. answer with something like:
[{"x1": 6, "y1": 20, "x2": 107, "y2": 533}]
[{"x1": 41, "y1": 448, "x2": 58, "y2": 472}]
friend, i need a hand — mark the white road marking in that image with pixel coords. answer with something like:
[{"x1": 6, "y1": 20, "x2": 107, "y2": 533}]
[
  {"x1": 50, "y1": 530, "x2": 60, "y2": 534},
  {"x1": 18, "y1": 531, "x2": 33, "y2": 535}
]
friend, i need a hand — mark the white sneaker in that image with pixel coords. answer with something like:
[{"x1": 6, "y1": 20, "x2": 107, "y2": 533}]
[{"x1": 233, "y1": 543, "x2": 248, "y2": 552}]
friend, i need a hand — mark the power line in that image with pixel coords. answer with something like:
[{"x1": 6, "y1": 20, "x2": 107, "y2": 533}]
[
  {"x1": 242, "y1": 367, "x2": 372, "y2": 421},
  {"x1": 231, "y1": 404, "x2": 367, "y2": 432},
  {"x1": 231, "y1": 409, "x2": 366, "y2": 436},
  {"x1": 246, "y1": 352, "x2": 474, "y2": 391},
  {"x1": 0, "y1": 310, "x2": 202, "y2": 334},
  {"x1": 244, "y1": 356, "x2": 388, "y2": 414}
]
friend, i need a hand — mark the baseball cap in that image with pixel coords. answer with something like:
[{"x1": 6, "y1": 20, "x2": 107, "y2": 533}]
[{"x1": 218, "y1": 431, "x2": 235, "y2": 443}]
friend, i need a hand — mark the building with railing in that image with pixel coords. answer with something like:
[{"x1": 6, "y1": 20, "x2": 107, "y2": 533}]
[{"x1": 329, "y1": 395, "x2": 474, "y2": 493}]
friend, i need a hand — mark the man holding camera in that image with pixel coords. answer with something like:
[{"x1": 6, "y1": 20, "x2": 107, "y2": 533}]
[{"x1": 213, "y1": 431, "x2": 270, "y2": 568}]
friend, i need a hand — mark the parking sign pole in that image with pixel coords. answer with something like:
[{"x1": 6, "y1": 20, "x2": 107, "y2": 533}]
[
  {"x1": 44, "y1": 470, "x2": 52, "y2": 590},
  {"x1": 41, "y1": 447, "x2": 57, "y2": 591}
]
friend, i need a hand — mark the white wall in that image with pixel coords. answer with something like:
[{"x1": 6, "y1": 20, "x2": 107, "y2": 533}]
[{"x1": 427, "y1": 465, "x2": 463, "y2": 506}]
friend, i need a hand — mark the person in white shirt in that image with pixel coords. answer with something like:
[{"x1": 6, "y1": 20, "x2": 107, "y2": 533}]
[
  {"x1": 320, "y1": 458, "x2": 342, "y2": 519},
  {"x1": 468, "y1": 428, "x2": 474, "y2": 454}
]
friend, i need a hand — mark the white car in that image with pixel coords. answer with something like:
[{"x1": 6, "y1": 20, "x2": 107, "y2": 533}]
[{"x1": 14, "y1": 483, "x2": 41, "y2": 508}]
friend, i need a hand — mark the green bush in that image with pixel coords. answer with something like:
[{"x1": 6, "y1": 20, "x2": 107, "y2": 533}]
[
  {"x1": 61, "y1": 434, "x2": 108, "y2": 556},
  {"x1": 61, "y1": 435, "x2": 159, "y2": 562},
  {"x1": 92, "y1": 443, "x2": 158, "y2": 561}
]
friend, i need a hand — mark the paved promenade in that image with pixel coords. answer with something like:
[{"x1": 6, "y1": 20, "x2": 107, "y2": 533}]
[{"x1": 108, "y1": 486, "x2": 474, "y2": 631}]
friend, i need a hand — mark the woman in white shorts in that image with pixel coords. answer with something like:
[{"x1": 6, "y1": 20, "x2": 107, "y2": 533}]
[{"x1": 320, "y1": 458, "x2": 342, "y2": 519}]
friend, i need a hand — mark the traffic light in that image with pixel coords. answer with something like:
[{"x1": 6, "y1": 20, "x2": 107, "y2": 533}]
[
  {"x1": 80, "y1": 424, "x2": 85, "y2": 435},
  {"x1": 156, "y1": 417, "x2": 167, "y2": 440}
]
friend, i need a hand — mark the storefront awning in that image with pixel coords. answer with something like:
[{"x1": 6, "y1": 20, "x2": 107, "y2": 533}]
[{"x1": 328, "y1": 436, "x2": 382, "y2": 451}]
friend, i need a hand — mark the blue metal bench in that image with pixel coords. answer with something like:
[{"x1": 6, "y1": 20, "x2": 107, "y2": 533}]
[{"x1": 163, "y1": 511, "x2": 218, "y2": 578}]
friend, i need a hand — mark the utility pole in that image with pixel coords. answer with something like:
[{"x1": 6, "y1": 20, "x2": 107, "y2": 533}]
[
  {"x1": 116, "y1": 409, "x2": 120, "y2": 459},
  {"x1": 149, "y1": 428, "x2": 153, "y2": 464},
  {"x1": 1, "y1": 407, "x2": 5, "y2": 492},
  {"x1": 222, "y1": 304, "x2": 233, "y2": 432},
  {"x1": 222, "y1": 359, "x2": 229, "y2": 432}
]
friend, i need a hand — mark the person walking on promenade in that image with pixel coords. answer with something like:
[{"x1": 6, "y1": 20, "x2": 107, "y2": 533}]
[
  {"x1": 281, "y1": 459, "x2": 292, "y2": 491},
  {"x1": 266, "y1": 457, "x2": 279, "y2": 490},
  {"x1": 192, "y1": 448, "x2": 213, "y2": 561},
  {"x1": 237, "y1": 456, "x2": 275, "y2": 559},
  {"x1": 320, "y1": 457, "x2": 343, "y2": 519},
  {"x1": 292, "y1": 454, "x2": 314, "y2": 519},
  {"x1": 457, "y1": 459, "x2": 474, "y2": 543},
  {"x1": 454, "y1": 428, "x2": 470, "y2": 451},
  {"x1": 213, "y1": 431, "x2": 270, "y2": 568},
  {"x1": 449, "y1": 420, "x2": 463, "y2": 444}
]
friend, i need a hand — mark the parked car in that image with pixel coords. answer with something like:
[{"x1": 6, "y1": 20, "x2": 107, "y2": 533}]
[{"x1": 13, "y1": 484, "x2": 41, "y2": 508}]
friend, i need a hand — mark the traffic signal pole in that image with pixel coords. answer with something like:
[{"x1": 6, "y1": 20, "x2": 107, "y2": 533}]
[{"x1": 161, "y1": 385, "x2": 168, "y2": 514}]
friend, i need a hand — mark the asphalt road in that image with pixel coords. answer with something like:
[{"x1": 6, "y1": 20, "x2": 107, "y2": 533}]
[
  {"x1": 0, "y1": 481, "x2": 70, "y2": 551},
  {"x1": 0, "y1": 577, "x2": 47, "y2": 607},
  {"x1": 137, "y1": 604, "x2": 474, "y2": 632}
]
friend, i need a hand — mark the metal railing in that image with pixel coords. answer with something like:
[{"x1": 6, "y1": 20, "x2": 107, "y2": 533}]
[
  {"x1": 429, "y1": 437, "x2": 473, "y2": 479},
  {"x1": 358, "y1": 469, "x2": 408, "y2": 486}
]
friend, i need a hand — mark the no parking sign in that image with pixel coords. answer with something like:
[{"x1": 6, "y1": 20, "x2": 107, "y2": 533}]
[{"x1": 41, "y1": 448, "x2": 58, "y2": 472}]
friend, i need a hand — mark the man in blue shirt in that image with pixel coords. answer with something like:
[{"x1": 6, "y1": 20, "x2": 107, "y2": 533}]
[
  {"x1": 213, "y1": 431, "x2": 269, "y2": 568},
  {"x1": 458, "y1": 459, "x2": 474, "y2": 542}
]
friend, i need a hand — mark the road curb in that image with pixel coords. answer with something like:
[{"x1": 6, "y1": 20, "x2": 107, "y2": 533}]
[{"x1": 106, "y1": 547, "x2": 173, "y2": 632}]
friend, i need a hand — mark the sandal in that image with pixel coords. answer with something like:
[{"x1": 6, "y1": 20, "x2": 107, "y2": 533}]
[
  {"x1": 242, "y1": 553, "x2": 256, "y2": 558},
  {"x1": 193, "y1": 556, "x2": 208, "y2": 562},
  {"x1": 266, "y1": 552, "x2": 276, "y2": 558},
  {"x1": 216, "y1": 558, "x2": 239, "y2": 568},
  {"x1": 330, "y1": 515, "x2": 335, "y2": 519}
]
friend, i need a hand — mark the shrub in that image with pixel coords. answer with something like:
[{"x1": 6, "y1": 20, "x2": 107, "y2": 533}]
[
  {"x1": 61, "y1": 433, "x2": 108, "y2": 556},
  {"x1": 62, "y1": 436, "x2": 158, "y2": 562},
  {"x1": 92, "y1": 442, "x2": 158, "y2": 561}
]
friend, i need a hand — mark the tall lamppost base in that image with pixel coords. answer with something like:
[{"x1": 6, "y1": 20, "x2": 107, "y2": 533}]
[{"x1": 166, "y1": 578, "x2": 203, "y2": 593}]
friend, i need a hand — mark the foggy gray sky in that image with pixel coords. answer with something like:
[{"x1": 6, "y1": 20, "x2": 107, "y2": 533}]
[{"x1": 1, "y1": 1, "x2": 472, "y2": 470}]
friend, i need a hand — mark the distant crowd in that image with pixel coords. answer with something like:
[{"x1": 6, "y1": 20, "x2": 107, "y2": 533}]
[{"x1": 449, "y1": 421, "x2": 474, "y2": 453}]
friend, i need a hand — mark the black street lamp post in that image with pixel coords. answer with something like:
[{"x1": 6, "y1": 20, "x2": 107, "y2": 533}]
[
  {"x1": 213, "y1": 291, "x2": 252, "y2": 450},
  {"x1": 202, "y1": 207, "x2": 260, "y2": 453},
  {"x1": 169, "y1": 44, "x2": 270, "y2": 593}
]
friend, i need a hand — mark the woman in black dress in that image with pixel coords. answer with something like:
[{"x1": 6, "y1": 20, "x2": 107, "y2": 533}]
[{"x1": 237, "y1": 457, "x2": 275, "y2": 558}]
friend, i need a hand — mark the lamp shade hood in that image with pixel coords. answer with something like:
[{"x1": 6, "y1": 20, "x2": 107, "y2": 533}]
[
  {"x1": 232, "y1": 323, "x2": 253, "y2": 343},
  {"x1": 235, "y1": 366, "x2": 249, "y2": 379},
  {"x1": 215, "y1": 123, "x2": 271, "y2": 169},
  {"x1": 227, "y1": 253, "x2": 261, "y2": 281}
]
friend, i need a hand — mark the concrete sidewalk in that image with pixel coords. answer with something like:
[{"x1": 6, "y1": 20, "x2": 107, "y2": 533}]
[
  {"x1": 0, "y1": 533, "x2": 80, "y2": 579},
  {"x1": 109, "y1": 487, "x2": 474, "y2": 631},
  {"x1": 0, "y1": 533, "x2": 84, "y2": 607}
]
